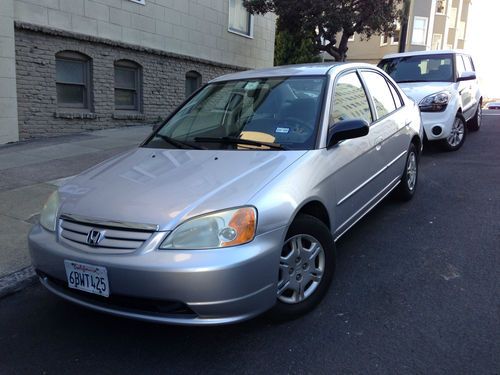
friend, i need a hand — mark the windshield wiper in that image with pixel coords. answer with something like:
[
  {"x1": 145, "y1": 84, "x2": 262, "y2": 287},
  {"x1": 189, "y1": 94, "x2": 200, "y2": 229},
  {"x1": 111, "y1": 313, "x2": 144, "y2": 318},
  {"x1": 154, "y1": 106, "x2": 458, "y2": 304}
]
[
  {"x1": 194, "y1": 136, "x2": 287, "y2": 150},
  {"x1": 155, "y1": 134, "x2": 204, "y2": 150}
]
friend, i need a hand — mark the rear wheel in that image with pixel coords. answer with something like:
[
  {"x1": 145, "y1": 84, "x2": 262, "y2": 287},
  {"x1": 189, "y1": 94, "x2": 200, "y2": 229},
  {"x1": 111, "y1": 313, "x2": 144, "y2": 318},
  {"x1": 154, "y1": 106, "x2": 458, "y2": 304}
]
[
  {"x1": 396, "y1": 143, "x2": 418, "y2": 201},
  {"x1": 468, "y1": 103, "x2": 482, "y2": 131},
  {"x1": 268, "y1": 215, "x2": 335, "y2": 321},
  {"x1": 442, "y1": 114, "x2": 466, "y2": 151}
]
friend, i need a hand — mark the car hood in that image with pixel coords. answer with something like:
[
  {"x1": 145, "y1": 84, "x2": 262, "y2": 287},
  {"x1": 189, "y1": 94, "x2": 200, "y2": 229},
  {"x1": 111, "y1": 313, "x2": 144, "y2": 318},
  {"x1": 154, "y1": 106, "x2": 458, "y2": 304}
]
[
  {"x1": 58, "y1": 148, "x2": 307, "y2": 231},
  {"x1": 397, "y1": 82, "x2": 457, "y2": 103}
]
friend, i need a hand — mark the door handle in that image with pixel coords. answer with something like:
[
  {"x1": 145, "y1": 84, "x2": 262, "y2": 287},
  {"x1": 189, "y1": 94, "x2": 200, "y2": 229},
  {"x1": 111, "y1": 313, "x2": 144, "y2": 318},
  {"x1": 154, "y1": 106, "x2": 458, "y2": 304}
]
[{"x1": 375, "y1": 136, "x2": 383, "y2": 151}]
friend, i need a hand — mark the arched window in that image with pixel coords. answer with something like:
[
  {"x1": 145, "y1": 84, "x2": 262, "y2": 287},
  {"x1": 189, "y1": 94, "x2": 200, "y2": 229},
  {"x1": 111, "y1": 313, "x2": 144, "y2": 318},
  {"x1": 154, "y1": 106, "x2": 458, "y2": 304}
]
[
  {"x1": 55, "y1": 51, "x2": 91, "y2": 109},
  {"x1": 185, "y1": 71, "x2": 202, "y2": 98},
  {"x1": 114, "y1": 60, "x2": 142, "y2": 112}
]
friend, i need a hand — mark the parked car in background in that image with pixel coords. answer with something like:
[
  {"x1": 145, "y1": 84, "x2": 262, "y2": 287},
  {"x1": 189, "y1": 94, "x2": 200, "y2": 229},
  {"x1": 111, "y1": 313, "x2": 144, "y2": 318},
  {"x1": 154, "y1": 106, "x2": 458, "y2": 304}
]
[
  {"x1": 29, "y1": 63, "x2": 423, "y2": 325},
  {"x1": 485, "y1": 102, "x2": 500, "y2": 110},
  {"x1": 379, "y1": 50, "x2": 482, "y2": 151}
]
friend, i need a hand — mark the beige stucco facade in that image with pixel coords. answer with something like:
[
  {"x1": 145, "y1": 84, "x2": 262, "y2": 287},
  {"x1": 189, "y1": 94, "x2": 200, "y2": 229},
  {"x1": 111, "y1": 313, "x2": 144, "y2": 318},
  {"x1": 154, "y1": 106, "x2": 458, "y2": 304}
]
[
  {"x1": 342, "y1": 0, "x2": 471, "y2": 64},
  {"x1": 0, "y1": 0, "x2": 276, "y2": 144}
]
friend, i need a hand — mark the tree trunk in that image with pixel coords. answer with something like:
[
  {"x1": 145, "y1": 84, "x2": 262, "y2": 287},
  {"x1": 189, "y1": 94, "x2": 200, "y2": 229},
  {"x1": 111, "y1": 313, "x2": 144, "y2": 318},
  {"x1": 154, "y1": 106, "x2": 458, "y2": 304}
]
[
  {"x1": 337, "y1": 33, "x2": 350, "y2": 62},
  {"x1": 322, "y1": 33, "x2": 351, "y2": 62}
]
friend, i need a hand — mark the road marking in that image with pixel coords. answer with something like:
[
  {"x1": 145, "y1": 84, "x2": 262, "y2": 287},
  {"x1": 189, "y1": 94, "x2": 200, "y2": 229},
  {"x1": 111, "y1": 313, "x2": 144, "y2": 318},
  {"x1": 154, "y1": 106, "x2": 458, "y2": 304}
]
[{"x1": 441, "y1": 264, "x2": 461, "y2": 281}]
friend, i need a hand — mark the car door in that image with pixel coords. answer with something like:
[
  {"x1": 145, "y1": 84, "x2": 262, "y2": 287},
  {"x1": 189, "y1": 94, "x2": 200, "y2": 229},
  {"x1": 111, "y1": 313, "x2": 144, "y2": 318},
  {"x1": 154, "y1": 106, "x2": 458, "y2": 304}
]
[
  {"x1": 455, "y1": 54, "x2": 474, "y2": 119},
  {"x1": 325, "y1": 70, "x2": 389, "y2": 238},
  {"x1": 359, "y1": 70, "x2": 408, "y2": 188},
  {"x1": 462, "y1": 54, "x2": 480, "y2": 118}
]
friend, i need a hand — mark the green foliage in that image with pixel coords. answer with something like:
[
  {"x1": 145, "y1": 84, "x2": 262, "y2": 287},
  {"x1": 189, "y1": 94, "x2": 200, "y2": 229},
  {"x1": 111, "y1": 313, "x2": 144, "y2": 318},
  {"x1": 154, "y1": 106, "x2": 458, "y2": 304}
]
[
  {"x1": 274, "y1": 29, "x2": 321, "y2": 66},
  {"x1": 244, "y1": 0, "x2": 402, "y2": 61}
]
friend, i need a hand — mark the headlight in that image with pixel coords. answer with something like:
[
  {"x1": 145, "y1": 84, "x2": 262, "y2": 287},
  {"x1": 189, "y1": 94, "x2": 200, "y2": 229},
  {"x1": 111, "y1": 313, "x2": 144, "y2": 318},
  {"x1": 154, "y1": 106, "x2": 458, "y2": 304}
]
[
  {"x1": 419, "y1": 91, "x2": 451, "y2": 112},
  {"x1": 160, "y1": 207, "x2": 257, "y2": 249},
  {"x1": 40, "y1": 190, "x2": 59, "y2": 232}
]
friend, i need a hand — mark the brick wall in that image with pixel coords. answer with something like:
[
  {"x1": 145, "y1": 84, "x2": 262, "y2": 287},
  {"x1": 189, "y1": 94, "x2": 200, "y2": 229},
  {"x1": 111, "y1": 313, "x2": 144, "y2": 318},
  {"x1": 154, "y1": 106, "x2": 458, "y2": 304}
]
[{"x1": 15, "y1": 25, "x2": 240, "y2": 139}]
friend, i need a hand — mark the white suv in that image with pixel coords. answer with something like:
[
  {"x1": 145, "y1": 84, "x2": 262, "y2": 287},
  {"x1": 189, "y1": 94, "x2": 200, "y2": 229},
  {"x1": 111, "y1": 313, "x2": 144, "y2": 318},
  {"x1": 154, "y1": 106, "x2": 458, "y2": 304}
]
[{"x1": 379, "y1": 50, "x2": 481, "y2": 151}]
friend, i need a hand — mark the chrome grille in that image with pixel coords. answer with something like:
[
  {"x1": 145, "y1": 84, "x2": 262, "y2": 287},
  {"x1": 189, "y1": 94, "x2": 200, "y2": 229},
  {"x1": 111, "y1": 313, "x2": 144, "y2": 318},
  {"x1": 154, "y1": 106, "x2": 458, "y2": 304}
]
[{"x1": 59, "y1": 217, "x2": 154, "y2": 254}]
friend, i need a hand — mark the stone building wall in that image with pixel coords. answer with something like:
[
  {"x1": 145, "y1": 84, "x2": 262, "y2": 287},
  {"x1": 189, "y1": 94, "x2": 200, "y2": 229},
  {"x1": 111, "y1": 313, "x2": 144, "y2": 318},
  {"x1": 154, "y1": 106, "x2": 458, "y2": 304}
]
[{"x1": 15, "y1": 24, "x2": 241, "y2": 139}]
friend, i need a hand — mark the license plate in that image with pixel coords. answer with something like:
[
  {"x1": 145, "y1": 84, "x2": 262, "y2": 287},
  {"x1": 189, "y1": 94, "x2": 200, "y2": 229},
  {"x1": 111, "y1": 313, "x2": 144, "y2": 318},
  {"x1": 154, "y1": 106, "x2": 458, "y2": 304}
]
[{"x1": 64, "y1": 260, "x2": 110, "y2": 297}]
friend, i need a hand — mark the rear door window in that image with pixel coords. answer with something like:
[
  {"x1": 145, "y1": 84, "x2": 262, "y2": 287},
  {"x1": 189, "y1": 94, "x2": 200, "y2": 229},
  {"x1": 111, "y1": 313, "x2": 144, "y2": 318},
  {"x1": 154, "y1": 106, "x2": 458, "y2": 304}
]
[{"x1": 361, "y1": 71, "x2": 397, "y2": 119}]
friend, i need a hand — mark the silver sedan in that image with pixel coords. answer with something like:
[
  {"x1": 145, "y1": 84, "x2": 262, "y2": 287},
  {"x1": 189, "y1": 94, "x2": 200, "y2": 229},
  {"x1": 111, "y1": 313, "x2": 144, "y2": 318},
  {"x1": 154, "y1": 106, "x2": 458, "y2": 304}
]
[{"x1": 29, "y1": 63, "x2": 423, "y2": 325}]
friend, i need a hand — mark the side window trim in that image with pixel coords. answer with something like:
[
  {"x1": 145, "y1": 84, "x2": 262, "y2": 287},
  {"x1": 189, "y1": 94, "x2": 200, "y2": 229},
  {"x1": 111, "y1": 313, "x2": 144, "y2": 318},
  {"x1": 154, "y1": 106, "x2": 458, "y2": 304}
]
[
  {"x1": 468, "y1": 55, "x2": 476, "y2": 72},
  {"x1": 356, "y1": 69, "x2": 376, "y2": 124},
  {"x1": 455, "y1": 54, "x2": 466, "y2": 80},
  {"x1": 387, "y1": 80, "x2": 404, "y2": 109}
]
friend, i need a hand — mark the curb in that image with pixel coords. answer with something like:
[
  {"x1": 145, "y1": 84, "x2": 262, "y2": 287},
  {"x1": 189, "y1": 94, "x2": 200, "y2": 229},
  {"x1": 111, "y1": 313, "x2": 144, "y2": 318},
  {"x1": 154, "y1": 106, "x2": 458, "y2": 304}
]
[{"x1": 0, "y1": 266, "x2": 37, "y2": 299}]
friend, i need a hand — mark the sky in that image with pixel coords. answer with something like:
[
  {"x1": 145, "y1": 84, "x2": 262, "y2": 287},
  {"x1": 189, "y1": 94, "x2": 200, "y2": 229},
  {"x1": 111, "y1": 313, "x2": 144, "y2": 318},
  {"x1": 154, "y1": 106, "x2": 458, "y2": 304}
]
[{"x1": 465, "y1": 0, "x2": 500, "y2": 98}]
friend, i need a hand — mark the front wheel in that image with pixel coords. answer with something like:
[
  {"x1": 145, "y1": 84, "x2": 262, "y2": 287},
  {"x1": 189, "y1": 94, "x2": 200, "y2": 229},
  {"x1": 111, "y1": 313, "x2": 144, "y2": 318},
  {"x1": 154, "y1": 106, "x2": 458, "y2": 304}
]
[
  {"x1": 441, "y1": 114, "x2": 466, "y2": 151},
  {"x1": 396, "y1": 143, "x2": 418, "y2": 201},
  {"x1": 268, "y1": 215, "x2": 335, "y2": 321}
]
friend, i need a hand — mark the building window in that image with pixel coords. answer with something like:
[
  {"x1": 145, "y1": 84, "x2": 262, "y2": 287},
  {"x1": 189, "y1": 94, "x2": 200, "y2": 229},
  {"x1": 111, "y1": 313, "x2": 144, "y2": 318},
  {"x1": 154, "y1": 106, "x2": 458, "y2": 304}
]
[
  {"x1": 411, "y1": 16, "x2": 428, "y2": 46},
  {"x1": 391, "y1": 22, "x2": 401, "y2": 45},
  {"x1": 55, "y1": 51, "x2": 91, "y2": 109},
  {"x1": 185, "y1": 71, "x2": 202, "y2": 98},
  {"x1": 114, "y1": 60, "x2": 141, "y2": 112},
  {"x1": 436, "y1": 0, "x2": 446, "y2": 14},
  {"x1": 431, "y1": 33, "x2": 443, "y2": 50},
  {"x1": 380, "y1": 34, "x2": 389, "y2": 46},
  {"x1": 228, "y1": 0, "x2": 253, "y2": 37}
]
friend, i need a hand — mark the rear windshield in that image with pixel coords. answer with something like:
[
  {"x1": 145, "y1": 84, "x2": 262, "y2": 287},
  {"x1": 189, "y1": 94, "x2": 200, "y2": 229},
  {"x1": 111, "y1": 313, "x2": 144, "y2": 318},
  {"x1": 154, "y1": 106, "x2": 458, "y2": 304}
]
[{"x1": 378, "y1": 54, "x2": 454, "y2": 83}]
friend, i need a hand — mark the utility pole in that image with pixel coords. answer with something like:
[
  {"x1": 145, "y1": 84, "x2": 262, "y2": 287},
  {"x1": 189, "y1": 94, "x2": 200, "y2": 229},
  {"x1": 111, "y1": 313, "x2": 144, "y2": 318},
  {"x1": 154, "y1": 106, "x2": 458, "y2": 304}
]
[{"x1": 399, "y1": 0, "x2": 411, "y2": 53}]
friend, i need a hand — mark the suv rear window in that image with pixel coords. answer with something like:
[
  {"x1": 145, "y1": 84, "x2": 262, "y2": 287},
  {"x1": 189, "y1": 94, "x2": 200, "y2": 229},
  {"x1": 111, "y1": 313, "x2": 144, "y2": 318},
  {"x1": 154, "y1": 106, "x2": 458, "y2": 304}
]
[{"x1": 378, "y1": 54, "x2": 454, "y2": 83}]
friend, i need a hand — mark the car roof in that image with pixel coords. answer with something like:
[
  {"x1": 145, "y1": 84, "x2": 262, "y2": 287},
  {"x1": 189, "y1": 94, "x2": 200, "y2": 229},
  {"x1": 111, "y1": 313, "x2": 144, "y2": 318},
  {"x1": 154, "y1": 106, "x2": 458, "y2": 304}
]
[
  {"x1": 382, "y1": 49, "x2": 471, "y2": 60},
  {"x1": 209, "y1": 62, "x2": 377, "y2": 82}
]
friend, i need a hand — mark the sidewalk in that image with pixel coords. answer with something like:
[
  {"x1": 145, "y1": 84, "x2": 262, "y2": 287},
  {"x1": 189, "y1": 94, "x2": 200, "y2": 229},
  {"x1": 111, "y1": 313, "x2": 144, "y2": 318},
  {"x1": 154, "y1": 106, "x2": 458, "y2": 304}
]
[{"x1": 0, "y1": 125, "x2": 152, "y2": 296}]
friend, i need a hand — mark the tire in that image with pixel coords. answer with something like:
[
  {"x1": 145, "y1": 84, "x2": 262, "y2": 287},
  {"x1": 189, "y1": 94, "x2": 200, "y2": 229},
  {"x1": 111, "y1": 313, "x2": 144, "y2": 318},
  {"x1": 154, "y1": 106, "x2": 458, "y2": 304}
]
[
  {"x1": 396, "y1": 143, "x2": 418, "y2": 201},
  {"x1": 441, "y1": 114, "x2": 466, "y2": 151},
  {"x1": 268, "y1": 214, "x2": 335, "y2": 321},
  {"x1": 468, "y1": 103, "x2": 482, "y2": 131}
]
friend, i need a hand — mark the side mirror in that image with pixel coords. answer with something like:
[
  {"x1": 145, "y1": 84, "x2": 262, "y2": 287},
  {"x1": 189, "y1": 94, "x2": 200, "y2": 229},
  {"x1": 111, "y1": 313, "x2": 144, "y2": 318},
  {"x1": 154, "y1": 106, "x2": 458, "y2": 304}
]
[
  {"x1": 457, "y1": 71, "x2": 476, "y2": 82},
  {"x1": 327, "y1": 119, "x2": 369, "y2": 148}
]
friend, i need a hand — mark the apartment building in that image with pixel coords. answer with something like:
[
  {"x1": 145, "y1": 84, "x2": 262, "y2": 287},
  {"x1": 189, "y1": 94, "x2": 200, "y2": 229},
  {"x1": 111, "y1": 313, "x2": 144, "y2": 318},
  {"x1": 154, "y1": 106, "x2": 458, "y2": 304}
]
[
  {"x1": 344, "y1": 0, "x2": 471, "y2": 64},
  {"x1": 0, "y1": 0, "x2": 276, "y2": 143}
]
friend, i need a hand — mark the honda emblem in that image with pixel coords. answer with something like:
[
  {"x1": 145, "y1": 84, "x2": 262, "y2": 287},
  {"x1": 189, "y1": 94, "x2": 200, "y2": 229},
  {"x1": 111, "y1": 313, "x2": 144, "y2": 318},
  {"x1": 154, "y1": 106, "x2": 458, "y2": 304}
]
[{"x1": 87, "y1": 229, "x2": 104, "y2": 247}]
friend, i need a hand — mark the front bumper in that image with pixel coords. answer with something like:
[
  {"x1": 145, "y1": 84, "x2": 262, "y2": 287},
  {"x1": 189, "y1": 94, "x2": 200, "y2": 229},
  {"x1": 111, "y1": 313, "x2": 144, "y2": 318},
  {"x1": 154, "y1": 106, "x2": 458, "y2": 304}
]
[
  {"x1": 29, "y1": 225, "x2": 286, "y2": 325},
  {"x1": 421, "y1": 109, "x2": 456, "y2": 141}
]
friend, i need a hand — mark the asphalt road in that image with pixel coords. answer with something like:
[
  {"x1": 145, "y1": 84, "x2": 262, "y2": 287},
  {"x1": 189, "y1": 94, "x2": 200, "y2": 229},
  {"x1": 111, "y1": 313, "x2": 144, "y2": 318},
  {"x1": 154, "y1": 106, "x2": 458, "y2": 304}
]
[{"x1": 1, "y1": 116, "x2": 499, "y2": 375}]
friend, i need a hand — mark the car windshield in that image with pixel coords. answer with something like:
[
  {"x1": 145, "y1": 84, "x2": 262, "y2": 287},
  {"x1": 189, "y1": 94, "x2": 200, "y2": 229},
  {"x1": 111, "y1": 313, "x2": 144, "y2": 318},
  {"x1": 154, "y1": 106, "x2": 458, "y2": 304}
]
[
  {"x1": 378, "y1": 54, "x2": 454, "y2": 83},
  {"x1": 143, "y1": 76, "x2": 327, "y2": 151}
]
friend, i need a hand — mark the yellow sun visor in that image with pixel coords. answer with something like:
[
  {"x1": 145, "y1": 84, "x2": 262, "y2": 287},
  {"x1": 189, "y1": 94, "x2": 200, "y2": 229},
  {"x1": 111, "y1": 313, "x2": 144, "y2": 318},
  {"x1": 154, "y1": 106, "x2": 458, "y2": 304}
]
[{"x1": 238, "y1": 131, "x2": 276, "y2": 149}]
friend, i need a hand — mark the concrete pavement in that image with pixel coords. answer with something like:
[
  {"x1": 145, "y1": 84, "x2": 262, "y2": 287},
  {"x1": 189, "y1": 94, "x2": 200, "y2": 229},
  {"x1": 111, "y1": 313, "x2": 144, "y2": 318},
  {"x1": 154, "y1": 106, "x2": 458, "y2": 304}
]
[{"x1": 0, "y1": 125, "x2": 152, "y2": 295}]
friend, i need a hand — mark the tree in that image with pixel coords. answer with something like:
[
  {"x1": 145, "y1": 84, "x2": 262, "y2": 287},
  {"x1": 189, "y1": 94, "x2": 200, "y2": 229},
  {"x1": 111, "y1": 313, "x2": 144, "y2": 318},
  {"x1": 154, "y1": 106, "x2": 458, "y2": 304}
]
[
  {"x1": 244, "y1": 0, "x2": 403, "y2": 62},
  {"x1": 274, "y1": 29, "x2": 322, "y2": 65}
]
